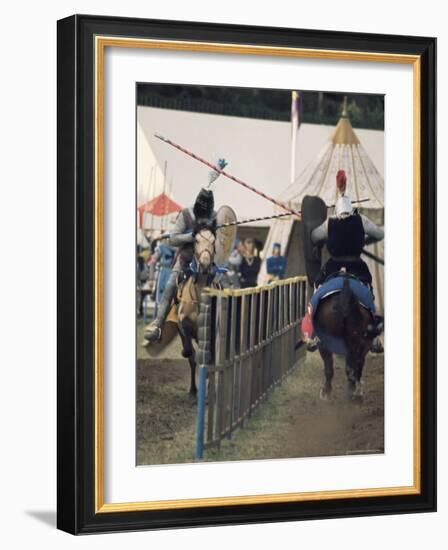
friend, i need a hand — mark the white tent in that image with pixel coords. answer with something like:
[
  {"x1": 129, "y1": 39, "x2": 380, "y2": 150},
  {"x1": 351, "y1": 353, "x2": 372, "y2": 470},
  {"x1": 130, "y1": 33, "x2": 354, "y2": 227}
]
[
  {"x1": 259, "y1": 107, "x2": 384, "y2": 313},
  {"x1": 137, "y1": 119, "x2": 181, "y2": 236},
  {"x1": 137, "y1": 106, "x2": 383, "y2": 222},
  {"x1": 137, "y1": 119, "x2": 166, "y2": 205}
]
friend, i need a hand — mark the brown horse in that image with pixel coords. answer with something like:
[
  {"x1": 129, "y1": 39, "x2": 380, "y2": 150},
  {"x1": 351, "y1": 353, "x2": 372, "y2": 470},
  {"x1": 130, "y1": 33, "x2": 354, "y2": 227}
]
[
  {"x1": 168, "y1": 226, "x2": 222, "y2": 396},
  {"x1": 314, "y1": 276, "x2": 377, "y2": 402}
]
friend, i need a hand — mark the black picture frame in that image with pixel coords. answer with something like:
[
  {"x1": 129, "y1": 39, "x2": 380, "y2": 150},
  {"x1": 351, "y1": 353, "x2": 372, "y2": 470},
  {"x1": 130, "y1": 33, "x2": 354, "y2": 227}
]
[{"x1": 57, "y1": 14, "x2": 436, "y2": 534}]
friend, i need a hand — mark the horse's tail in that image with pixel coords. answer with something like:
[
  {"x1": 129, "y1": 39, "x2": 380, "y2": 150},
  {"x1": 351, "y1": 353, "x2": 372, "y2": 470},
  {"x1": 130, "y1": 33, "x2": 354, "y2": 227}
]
[{"x1": 336, "y1": 277, "x2": 362, "y2": 325}]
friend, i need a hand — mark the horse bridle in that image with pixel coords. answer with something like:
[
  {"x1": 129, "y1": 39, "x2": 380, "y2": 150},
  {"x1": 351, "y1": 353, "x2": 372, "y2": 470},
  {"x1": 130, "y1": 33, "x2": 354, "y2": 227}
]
[{"x1": 194, "y1": 229, "x2": 216, "y2": 268}]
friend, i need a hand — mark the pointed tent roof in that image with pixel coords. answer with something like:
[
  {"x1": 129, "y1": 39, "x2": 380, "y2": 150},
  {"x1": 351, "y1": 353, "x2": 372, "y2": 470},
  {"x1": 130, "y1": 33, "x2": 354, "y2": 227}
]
[
  {"x1": 279, "y1": 100, "x2": 384, "y2": 210},
  {"x1": 138, "y1": 192, "x2": 182, "y2": 216},
  {"x1": 138, "y1": 192, "x2": 181, "y2": 227}
]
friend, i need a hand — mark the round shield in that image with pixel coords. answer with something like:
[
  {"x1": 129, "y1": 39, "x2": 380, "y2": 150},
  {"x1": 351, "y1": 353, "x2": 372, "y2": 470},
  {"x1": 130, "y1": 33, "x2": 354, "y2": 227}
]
[{"x1": 215, "y1": 205, "x2": 237, "y2": 266}]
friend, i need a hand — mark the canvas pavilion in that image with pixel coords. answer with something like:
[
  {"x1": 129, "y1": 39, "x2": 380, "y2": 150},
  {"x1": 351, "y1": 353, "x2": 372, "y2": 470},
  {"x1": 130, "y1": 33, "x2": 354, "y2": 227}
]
[{"x1": 258, "y1": 104, "x2": 384, "y2": 313}]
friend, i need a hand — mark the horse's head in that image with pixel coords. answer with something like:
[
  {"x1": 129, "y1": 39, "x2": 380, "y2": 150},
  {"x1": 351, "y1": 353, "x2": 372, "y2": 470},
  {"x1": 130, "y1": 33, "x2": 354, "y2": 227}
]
[{"x1": 194, "y1": 225, "x2": 216, "y2": 273}]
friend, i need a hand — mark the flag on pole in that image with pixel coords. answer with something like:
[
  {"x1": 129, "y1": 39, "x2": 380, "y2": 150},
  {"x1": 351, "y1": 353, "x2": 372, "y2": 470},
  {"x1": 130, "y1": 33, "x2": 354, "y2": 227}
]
[
  {"x1": 290, "y1": 91, "x2": 300, "y2": 185},
  {"x1": 291, "y1": 90, "x2": 300, "y2": 132}
]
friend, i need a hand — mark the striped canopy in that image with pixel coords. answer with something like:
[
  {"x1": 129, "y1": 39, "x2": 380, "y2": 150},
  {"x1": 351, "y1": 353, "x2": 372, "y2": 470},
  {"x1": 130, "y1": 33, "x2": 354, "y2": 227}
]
[
  {"x1": 279, "y1": 111, "x2": 384, "y2": 210},
  {"x1": 138, "y1": 192, "x2": 181, "y2": 228}
]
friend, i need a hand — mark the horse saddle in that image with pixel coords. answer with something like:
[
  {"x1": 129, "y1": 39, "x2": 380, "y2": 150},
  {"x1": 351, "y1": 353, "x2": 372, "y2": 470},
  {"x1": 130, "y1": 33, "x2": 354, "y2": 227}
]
[{"x1": 311, "y1": 274, "x2": 374, "y2": 314}]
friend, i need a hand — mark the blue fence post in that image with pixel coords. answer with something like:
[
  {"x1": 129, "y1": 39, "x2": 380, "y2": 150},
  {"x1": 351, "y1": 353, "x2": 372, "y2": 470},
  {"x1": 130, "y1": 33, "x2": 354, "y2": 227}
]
[{"x1": 195, "y1": 365, "x2": 207, "y2": 460}]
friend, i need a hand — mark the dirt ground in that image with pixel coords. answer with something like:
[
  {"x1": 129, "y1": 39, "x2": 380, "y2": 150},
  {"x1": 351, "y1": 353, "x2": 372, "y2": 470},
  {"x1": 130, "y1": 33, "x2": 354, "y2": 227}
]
[{"x1": 136, "y1": 347, "x2": 384, "y2": 465}]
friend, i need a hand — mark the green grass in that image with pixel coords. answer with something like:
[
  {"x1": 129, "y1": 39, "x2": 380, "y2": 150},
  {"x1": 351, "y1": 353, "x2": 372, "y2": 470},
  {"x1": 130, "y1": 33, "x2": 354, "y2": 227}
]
[{"x1": 136, "y1": 350, "x2": 384, "y2": 466}]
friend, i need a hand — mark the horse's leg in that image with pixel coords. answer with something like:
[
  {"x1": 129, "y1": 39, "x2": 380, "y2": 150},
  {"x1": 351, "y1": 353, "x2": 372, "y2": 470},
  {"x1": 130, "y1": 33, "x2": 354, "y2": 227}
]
[
  {"x1": 180, "y1": 318, "x2": 195, "y2": 359},
  {"x1": 353, "y1": 342, "x2": 371, "y2": 399},
  {"x1": 179, "y1": 318, "x2": 198, "y2": 397},
  {"x1": 319, "y1": 347, "x2": 334, "y2": 400},
  {"x1": 345, "y1": 350, "x2": 357, "y2": 399},
  {"x1": 187, "y1": 352, "x2": 197, "y2": 397},
  {"x1": 345, "y1": 347, "x2": 366, "y2": 402}
]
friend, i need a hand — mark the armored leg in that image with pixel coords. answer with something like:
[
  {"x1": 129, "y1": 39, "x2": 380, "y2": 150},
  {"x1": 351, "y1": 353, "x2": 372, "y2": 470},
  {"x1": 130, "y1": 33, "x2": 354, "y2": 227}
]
[{"x1": 144, "y1": 270, "x2": 179, "y2": 342}]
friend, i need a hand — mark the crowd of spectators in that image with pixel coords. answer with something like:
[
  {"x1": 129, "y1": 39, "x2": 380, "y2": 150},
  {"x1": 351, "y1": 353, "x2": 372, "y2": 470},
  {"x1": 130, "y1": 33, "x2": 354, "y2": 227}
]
[{"x1": 136, "y1": 231, "x2": 287, "y2": 318}]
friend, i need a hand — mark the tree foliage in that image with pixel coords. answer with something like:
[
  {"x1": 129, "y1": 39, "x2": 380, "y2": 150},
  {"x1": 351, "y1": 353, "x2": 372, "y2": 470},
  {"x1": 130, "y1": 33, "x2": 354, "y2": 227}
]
[{"x1": 137, "y1": 84, "x2": 384, "y2": 130}]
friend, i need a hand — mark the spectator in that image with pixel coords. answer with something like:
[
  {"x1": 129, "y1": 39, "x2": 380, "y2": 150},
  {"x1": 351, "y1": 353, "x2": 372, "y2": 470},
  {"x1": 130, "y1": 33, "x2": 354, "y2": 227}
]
[
  {"x1": 226, "y1": 240, "x2": 243, "y2": 288},
  {"x1": 266, "y1": 242, "x2": 287, "y2": 282},
  {"x1": 238, "y1": 237, "x2": 261, "y2": 288},
  {"x1": 137, "y1": 248, "x2": 150, "y2": 316}
]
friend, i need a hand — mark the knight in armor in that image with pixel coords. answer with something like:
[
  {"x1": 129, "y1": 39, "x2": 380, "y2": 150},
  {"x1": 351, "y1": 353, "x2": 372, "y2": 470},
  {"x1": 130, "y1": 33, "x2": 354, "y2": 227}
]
[
  {"x1": 311, "y1": 194, "x2": 384, "y2": 289},
  {"x1": 302, "y1": 185, "x2": 384, "y2": 353},
  {"x1": 144, "y1": 187, "x2": 217, "y2": 343}
]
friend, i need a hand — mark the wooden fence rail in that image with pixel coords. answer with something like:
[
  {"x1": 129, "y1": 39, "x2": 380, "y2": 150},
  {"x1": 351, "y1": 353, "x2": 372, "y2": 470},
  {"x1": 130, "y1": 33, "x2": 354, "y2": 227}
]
[{"x1": 195, "y1": 276, "x2": 307, "y2": 459}]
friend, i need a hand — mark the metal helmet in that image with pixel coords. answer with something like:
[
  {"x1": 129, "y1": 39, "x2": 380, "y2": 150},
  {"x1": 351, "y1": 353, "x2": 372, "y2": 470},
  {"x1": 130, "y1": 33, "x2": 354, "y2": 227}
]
[
  {"x1": 335, "y1": 195, "x2": 353, "y2": 219},
  {"x1": 193, "y1": 188, "x2": 214, "y2": 219}
]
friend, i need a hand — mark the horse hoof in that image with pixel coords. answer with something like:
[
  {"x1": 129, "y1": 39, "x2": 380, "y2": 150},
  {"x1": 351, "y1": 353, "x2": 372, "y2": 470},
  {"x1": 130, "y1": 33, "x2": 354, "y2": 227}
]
[
  {"x1": 144, "y1": 327, "x2": 162, "y2": 343},
  {"x1": 350, "y1": 383, "x2": 364, "y2": 403},
  {"x1": 320, "y1": 388, "x2": 330, "y2": 401}
]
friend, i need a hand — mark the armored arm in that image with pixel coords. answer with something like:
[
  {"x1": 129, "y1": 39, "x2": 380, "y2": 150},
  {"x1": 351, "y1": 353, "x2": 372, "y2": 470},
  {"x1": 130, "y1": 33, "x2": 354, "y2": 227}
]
[
  {"x1": 361, "y1": 215, "x2": 384, "y2": 245},
  {"x1": 169, "y1": 211, "x2": 195, "y2": 247},
  {"x1": 311, "y1": 219, "x2": 329, "y2": 244}
]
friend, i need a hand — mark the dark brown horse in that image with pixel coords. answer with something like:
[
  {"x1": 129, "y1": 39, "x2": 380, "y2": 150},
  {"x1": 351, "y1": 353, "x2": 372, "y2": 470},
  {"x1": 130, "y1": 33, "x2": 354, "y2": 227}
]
[{"x1": 314, "y1": 276, "x2": 377, "y2": 401}]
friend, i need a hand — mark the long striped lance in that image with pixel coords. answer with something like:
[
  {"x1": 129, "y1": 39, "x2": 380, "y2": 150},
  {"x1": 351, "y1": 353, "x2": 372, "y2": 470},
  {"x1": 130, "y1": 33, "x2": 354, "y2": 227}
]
[
  {"x1": 154, "y1": 134, "x2": 383, "y2": 264},
  {"x1": 160, "y1": 212, "x2": 293, "y2": 238},
  {"x1": 154, "y1": 134, "x2": 301, "y2": 217},
  {"x1": 217, "y1": 212, "x2": 293, "y2": 229},
  {"x1": 216, "y1": 198, "x2": 371, "y2": 229},
  {"x1": 160, "y1": 199, "x2": 371, "y2": 234},
  {"x1": 216, "y1": 206, "x2": 383, "y2": 264}
]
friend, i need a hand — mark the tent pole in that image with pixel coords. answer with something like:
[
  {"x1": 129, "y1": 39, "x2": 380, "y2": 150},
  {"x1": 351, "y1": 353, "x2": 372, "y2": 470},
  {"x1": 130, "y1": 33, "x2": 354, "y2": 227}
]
[{"x1": 290, "y1": 91, "x2": 300, "y2": 185}]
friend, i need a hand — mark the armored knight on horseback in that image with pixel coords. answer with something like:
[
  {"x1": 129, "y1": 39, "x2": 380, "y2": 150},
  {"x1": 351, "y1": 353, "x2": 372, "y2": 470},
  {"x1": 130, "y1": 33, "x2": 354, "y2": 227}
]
[
  {"x1": 301, "y1": 169, "x2": 384, "y2": 354},
  {"x1": 144, "y1": 186, "x2": 218, "y2": 343},
  {"x1": 312, "y1": 170, "x2": 384, "y2": 289}
]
